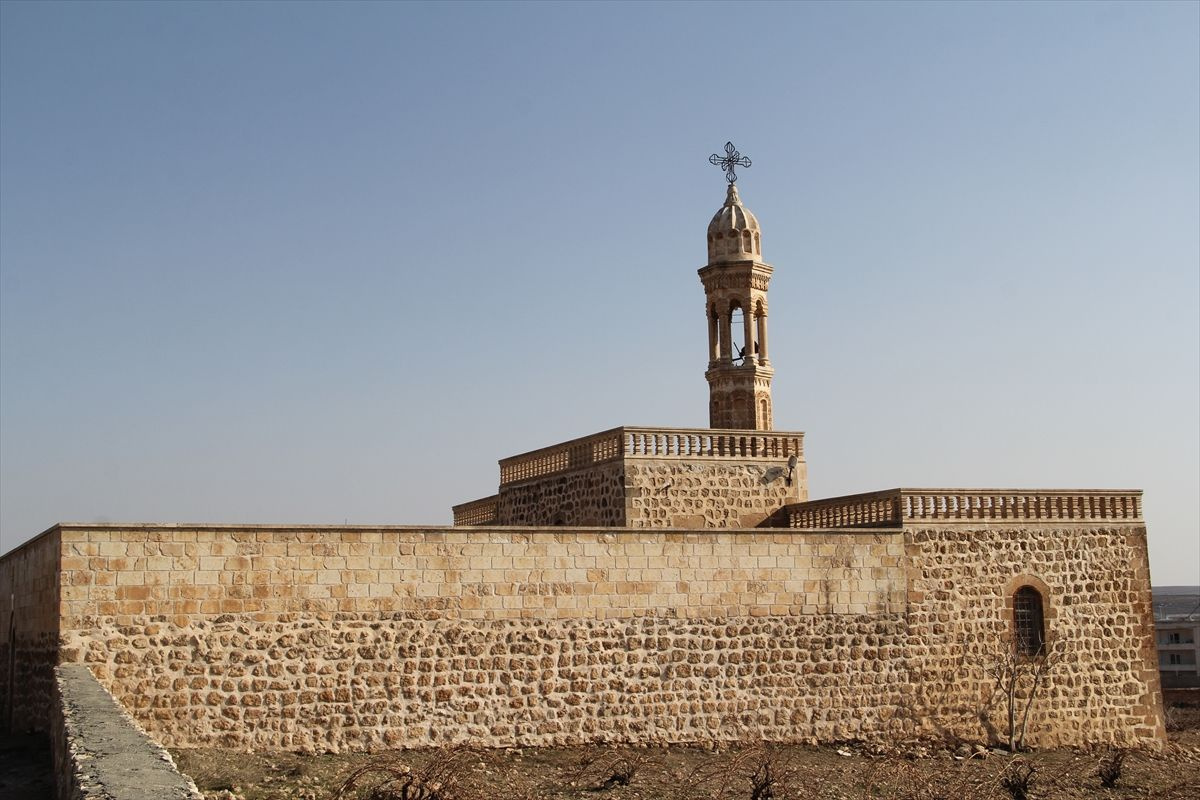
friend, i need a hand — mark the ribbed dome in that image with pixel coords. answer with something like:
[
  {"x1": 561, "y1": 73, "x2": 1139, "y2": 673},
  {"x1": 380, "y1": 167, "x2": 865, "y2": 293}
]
[{"x1": 706, "y1": 184, "x2": 761, "y2": 264}]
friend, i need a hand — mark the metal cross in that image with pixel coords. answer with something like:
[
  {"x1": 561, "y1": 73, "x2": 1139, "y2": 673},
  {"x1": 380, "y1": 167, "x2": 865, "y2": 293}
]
[{"x1": 709, "y1": 141, "x2": 751, "y2": 183}]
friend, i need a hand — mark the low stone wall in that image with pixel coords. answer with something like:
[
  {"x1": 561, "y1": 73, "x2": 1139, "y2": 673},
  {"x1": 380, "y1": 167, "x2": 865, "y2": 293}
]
[{"x1": 52, "y1": 663, "x2": 201, "y2": 799}]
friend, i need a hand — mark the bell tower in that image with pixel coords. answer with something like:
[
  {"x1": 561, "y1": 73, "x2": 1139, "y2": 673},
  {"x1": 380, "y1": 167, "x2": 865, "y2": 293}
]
[{"x1": 699, "y1": 143, "x2": 774, "y2": 430}]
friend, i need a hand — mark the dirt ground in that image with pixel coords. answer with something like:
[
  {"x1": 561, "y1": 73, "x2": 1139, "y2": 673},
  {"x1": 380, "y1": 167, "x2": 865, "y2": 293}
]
[
  {"x1": 0, "y1": 734, "x2": 53, "y2": 800},
  {"x1": 172, "y1": 695, "x2": 1200, "y2": 800}
]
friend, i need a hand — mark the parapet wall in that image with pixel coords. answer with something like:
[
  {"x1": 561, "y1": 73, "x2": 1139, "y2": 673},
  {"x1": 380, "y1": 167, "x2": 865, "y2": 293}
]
[
  {"x1": 0, "y1": 520, "x2": 1163, "y2": 752},
  {"x1": 462, "y1": 426, "x2": 807, "y2": 528}
]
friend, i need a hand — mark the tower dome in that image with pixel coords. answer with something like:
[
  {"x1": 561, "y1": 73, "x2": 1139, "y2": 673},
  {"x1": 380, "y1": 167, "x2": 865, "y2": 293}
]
[{"x1": 706, "y1": 183, "x2": 762, "y2": 264}]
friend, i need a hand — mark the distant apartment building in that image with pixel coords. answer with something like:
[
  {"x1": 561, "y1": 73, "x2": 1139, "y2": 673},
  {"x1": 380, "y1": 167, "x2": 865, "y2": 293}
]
[{"x1": 1154, "y1": 588, "x2": 1200, "y2": 688}]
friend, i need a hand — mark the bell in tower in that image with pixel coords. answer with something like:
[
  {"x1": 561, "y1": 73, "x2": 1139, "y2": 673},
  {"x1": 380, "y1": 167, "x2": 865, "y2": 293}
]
[{"x1": 699, "y1": 143, "x2": 775, "y2": 430}]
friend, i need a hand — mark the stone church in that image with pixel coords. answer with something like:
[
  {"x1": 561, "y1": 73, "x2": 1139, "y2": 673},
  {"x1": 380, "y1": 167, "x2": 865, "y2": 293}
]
[{"x1": 0, "y1": 146, "x2": 1166, "y2": 756}]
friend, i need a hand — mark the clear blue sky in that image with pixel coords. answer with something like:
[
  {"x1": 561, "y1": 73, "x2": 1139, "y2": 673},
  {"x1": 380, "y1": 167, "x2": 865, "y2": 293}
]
[{"x1": 2, "y1": 1, "x2": 1197, "y2": 584}]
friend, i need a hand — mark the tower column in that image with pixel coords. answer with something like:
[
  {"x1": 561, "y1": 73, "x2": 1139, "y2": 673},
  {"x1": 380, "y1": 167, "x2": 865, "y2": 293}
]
[
  {"x1": 707, "y1": 306, "x2": 719, "y2": 364},
  {"x1": 719, "y1": 309, "x2": 733, "y2": 362},
  {"x1": 756, "y1": 308, "x2": 769, "y2": 365},
  {"x1": 742, "y1": 302, "x2": 755, "y2": 363}
]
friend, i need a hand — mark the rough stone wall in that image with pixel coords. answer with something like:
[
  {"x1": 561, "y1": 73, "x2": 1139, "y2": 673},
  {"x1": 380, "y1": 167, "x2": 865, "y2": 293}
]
[
  {"x1": 495, "y1": 457, "x2": 806, "y2": 529},
  {"x1": 901, "y1": 524, "x2": 1165, "y2": 748},
  {"x1": 71, "y1": 612, "x2": 911, "y2": 753},
  {"x1": 497, "y1": 463, "x2": 626, "y2": 526},
  {"x1": 0, "y1": 527, "x2": 61, "y2": 733},
  {"x1": 624, "y1": 459, "x2": 804, "y2": 528}
]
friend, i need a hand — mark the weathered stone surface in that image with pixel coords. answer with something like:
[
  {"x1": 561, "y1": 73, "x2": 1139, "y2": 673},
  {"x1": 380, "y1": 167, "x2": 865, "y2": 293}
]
[
  {"x1": 53, "y1": 663, "x2": 202, "y2": 799},
  {"x1": 69, "y1": 612, "x2": 913, "y2": 752},
  {"x1": 498, "y1": 463, "x2": 626, "y2": 527}
]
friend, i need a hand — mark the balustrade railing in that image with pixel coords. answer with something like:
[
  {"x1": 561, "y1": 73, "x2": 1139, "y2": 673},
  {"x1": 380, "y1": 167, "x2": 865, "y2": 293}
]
[
  {"x1": 622, "y1": 428, "x2": 804, "y2": 460},
  {"x1": 452, "y1": 495, "x2": 499, "y2": 526},
  {"x1": 497, "y1": 426, "x2": 804, "y2": 486},
  {"x1": 783, "y1": 488, "x2": 1143, "y2": 528}
]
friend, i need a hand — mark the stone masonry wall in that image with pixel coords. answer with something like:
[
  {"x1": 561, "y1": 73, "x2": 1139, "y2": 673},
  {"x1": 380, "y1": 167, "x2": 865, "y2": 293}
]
[
  {"x1": 901, "y1": 524, "x2": 1165, "y2": 748},
  {"x1": 624, "y1": 459, "x2": 804, "y2": 528},
  {"x1": 76, "y1": 612, "x2": 912, "y2": 752},
  {"x1": 52, "y1": 524, "x2": 906, "y2": 751},
  {"x1": 497, "y1": 463, "x2": 626, "y2": 527},
  {"x1": 496, "y1": 457, "x2": 805, "y2": 529},
  {"x1": 0, "y1": 526, "x2": 61, "y2": 733},
  {"x1": 1, "y1": 522, "x2": 1167, "y2": 752}
]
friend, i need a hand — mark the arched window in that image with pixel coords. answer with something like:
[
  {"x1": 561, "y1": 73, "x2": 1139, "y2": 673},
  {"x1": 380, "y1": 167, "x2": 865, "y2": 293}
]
[
  {"x1": 1013, "y1": 586, "x2": 1045, "y2": 656},
  {"x1": 729, "y1": 303, "x2": 746, "y2": 363}
]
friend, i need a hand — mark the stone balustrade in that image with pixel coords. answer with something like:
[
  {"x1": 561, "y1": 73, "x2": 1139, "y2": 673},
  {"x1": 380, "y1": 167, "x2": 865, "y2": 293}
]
[
  {"x1": 452, "y1": 495, "x2": 499, "y2": 526},
  {"x1": 499, "y1": 428, "x2": 624, "y2": 485},
  {"x1": 783, "y1": 490, "x2": 902, "y2": 528},
  {"x1": 498, "y1": 426, "x2": 804, "y2": 486},
  {"x1": 783, "y1": 488, "x2": 1143, "y2": 528},
  {"x1": 622, "y1": 427, "x2": 803, "y2": 460}
]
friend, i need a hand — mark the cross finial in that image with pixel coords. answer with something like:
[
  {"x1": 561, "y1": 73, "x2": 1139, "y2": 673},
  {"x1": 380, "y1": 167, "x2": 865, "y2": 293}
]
[{"x1": 709, "y1": 141, "x2": 751, "y2": 184}]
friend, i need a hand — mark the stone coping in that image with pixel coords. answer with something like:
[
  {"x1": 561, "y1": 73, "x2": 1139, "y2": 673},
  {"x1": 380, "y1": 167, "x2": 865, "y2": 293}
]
[
  {"x1": 53, "y1": 664, "x2": 202, "y2": 800},
  {"x1": 2, "y1": 506, "x2": 1148, "y2": 562},
  {"x1": 45, "y1": 521, "x2": 895, "y2": 531}
]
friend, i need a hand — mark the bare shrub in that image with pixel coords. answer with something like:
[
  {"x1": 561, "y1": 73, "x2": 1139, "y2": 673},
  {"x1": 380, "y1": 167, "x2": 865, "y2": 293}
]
[
  {"x1": 1097, "y1": 748, "x2": 1126, "y2": 789},
  {"x1": 674, "y1": 745, "x2": 801, "y2": 800},
  {"x1": 747, "y1": 756, "x2": 777, "y2": 800},
  {"x1": 564, "y1": 746, "x2": 657, "y2": 791},
  {"x1": 331, "y1": 745, "x2": 475, "y2": 800},
  {"x1": 862, "y1": 757, "x2": 995, "y2": 800},
  {"x1": 984, "y1": 636, "x2": 1065, "y2": 751},
  {"x1": 1164, "y1": 702, "x2": 1200, "y2": 733},
  {"x1": 999, "y1": 758, "x2": 1036, "y2": 800}
]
